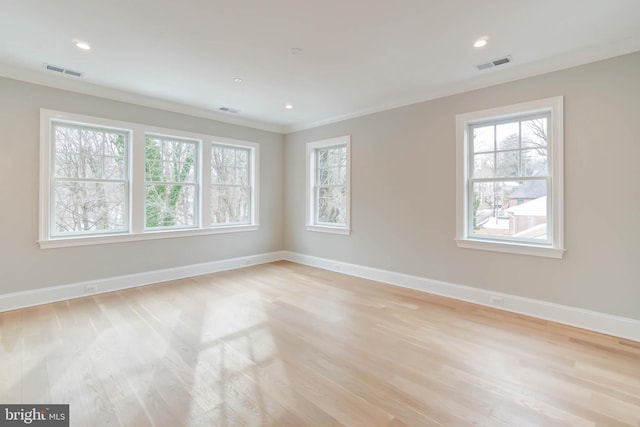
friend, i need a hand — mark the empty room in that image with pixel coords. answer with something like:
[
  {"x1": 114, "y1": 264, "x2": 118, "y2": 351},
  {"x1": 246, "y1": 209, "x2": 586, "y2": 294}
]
[{"x1": 1, "y1": 0, "x2": 639, "y2": 426}]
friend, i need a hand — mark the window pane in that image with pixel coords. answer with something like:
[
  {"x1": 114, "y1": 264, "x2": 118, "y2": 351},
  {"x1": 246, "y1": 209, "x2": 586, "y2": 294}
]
[
  {"x1": 145, "y1": 139, "x2": 162, "y2": 180},
  {"x1": 319, "y1": 146, "x2": 346, "y2": 168},
  {"x1": 103, "y1": 156, "x2": 125, "y2": 180},
  {"x1": 496, "y1": 122, "x2": 519, "y2": 151},
  {"x1": 471, "y1": 180, "x2": 547, "y2": 240},
  {"x1": 339, "y1": 166, "x2": 347, "y2": 183},
  {"x1": 54, "y1": 126, "x2": 80, "y2": 154},
  {"x1": 211, "y1": 186, "x2": 250, "y2": 224},
  {"x1": 211, "y1": 162, "x2": 220, "y2": 184},
  {"x1": 54, "y1": 151, "x2": 80, "y2": 178},
  {"x1": 522, "y1": 118, "x2": 548, "y2": 149},
  {"x1": 145, "y1": 137, "x2": 196, "y2": 183},
  {"x1": 145, "y1": 184, "x2": 196, "y2": 228},
  {"x1": 54, "y1": 181, "x2": 126, "y2": 234},
  {"x1": 236, "y1": 167, "x2": 249, "y2": 185},
  {"x1": 81, "y1": 129, "x2": 104, "y2": 160},
  {"x1": 318, "y1": 149, "x2": 329, "y2": 168},
  {"x1": 211, "y1": 146, "x2": 224, "y2": 169},
  {"x1": 223, "y1": 147, "x2": 235, "y2": 166},
  {"x1": 237, "y1": 149, "x2": 248, "y2": 167},
  {"x1": 105, "y1": 133, "x2": 126, "y2": 157},
  {"x1": 473, "y1": 126, "x2": 494, "y2": 153},
  {"x1": 496, "y1": 151, "x2": 519, "y2": 178},
  {"x1": 54, "y1": 126, "x2": 126, "y2": 180},
  {"x1": 332, "y1": 146, "x2": 347, "y2": 166},
  {"x1": 173, "y1": 159, "x2": 196, "y2": 183},
  {"x1": 223, "y1": 167, "x2": 236, "y2": 184},
  {"x1": 317, "y1": 186, "x2": 346, "y2": 224},
  {"x1": 522, "y1": 148, "x2": 548, "y2": 177},
  {"x1": 145, "y1": 160, "x2": 162, "y2": 182},
  {"x1": 473, "y1": 153, "x2": 495, "y2": 178},
  {"x1": 211, "y1": 146, "x2": 250, "y2": 186}
]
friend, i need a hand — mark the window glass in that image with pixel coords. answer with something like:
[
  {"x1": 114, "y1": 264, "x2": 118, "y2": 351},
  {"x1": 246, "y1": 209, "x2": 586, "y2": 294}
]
[{"x1": 51, "y1": 123, "x2": 128, "y2": 236}]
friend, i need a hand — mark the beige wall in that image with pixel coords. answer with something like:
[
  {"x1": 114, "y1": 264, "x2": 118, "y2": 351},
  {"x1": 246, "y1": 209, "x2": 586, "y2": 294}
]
[
  {"x1": 284, "y1": 52, "x2": 640, "y2": 320},
  {"x1": 2, "y1": 52, "x2": 639, "y2": 321},
  {"x1": 0, "y1": 77, "x2": 284, "y2": 294}
]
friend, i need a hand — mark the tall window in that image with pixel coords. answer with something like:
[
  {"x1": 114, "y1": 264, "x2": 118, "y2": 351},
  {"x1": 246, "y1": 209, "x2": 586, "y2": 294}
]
[
  {"x1": 306, "y1": 136, "x2": 351, "y2": 234},
  {"x1": 50, "y1": 122, "x2": 129, "y2": 236},
  {"x1": 456, "y1": 97, "x2": 564, "y2": 258},
  {"x1": 211, "y1": 144, "x2": 253, "y2": 225},
  {"x1": 145, "y1": 135, "x2": 198, "y2": 229}
]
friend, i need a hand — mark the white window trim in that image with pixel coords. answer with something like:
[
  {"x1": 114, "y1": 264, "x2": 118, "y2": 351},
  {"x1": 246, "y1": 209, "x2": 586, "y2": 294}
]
[
  {"x1": 39, "y1": 109, "x2": 259, "y2": 249},
  {"x1": 305, "y1": 135, "x2": 351, "y2": 235},
  {"x1": 455, "y1": 97, "x2": 565, "y2": 259}
]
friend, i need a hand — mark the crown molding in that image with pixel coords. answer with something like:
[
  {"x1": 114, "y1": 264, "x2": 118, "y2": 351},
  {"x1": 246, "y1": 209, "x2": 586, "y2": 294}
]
[
  {"x1": 0, "y1": 63, "x2": 286, "y2": 134},
  {"x1": 283, "y1": 40, "x2": 640, "y2": 133}
]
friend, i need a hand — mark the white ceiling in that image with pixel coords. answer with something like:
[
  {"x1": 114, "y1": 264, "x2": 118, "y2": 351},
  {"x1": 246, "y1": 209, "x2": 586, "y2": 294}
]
[{"x1": 2, "y1": 0, "x2": 640, "y2": 133}]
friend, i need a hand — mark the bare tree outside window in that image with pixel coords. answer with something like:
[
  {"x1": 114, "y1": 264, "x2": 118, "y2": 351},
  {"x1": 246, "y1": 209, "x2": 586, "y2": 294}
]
[
  {"x1": 211, "y1": 145, "x2": 251, "y2": 224},
  {"x1": 41, "y1": 111, "x2": 261, "y2": 247},
  {"x1": 315, "y1": 145, "x2": 348, "y2": 224},
  {"x1": 52, "y1": 124, "x2": 128, "y2": 235}
]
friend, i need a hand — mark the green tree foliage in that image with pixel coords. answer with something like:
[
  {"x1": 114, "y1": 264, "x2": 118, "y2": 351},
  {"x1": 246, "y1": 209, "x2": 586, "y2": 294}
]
[{"x1": 145, "y1": 137, "x2": 195, "y2": 228}]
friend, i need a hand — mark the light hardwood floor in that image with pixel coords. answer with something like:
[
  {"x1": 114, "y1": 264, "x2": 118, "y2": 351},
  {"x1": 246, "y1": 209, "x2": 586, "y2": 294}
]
[{"x1": 1, "y1": 261, "x2": 639, "y2": 426}]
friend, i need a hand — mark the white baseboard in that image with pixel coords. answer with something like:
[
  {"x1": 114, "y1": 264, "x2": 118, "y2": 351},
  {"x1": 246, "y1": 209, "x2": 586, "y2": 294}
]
[
  {"x1": 282, "y1": 251, "x2": 640, "y2": 342},
  {"x1": 0, "y1": 251, "x2": 286, "y2": 313},
  {"x1": 2, "y1": 250, "x2": 638, "y2": 342}
]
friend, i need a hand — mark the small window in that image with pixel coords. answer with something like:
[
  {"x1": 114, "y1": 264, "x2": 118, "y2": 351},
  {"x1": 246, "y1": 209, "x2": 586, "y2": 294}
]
[
  {"x1": 211, "y1": 143, "x2": 255, "y2": 225},
  {"x1": 144, "y1": 135, "x2": 199, "y2": 230},
  {"x1": 50, "y1": 122, "x2": 130, "y2": 237},
  {"x1": 306, "y1": 136, "x2": 351, "y2": 234},
  {"x1": 456, "y1": 97, "x2": 564, "y2": 258}
]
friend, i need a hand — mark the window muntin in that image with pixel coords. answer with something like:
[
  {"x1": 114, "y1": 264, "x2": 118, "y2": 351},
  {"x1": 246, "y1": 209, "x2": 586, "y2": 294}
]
[
  {"x1": 51, "y1": 122, "x2": 129, "y2": 237},
  {"x1": 211, "y1": 144, "x2": 252, "y2": 225},
  {"x1": 306, "y1": 136, "x2": 351, "y2": 233},
  {"x1": 469, "y1": 114, "x2": 550, "y2": 244},
  {"x1": 144, "y1": 135, "x2": 198, "y2": 230}
]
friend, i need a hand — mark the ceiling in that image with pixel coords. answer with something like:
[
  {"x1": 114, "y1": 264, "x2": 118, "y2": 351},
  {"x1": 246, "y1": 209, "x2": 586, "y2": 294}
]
[{"x1": 2, "y1": 0, "x2": 640, "y2": 133}]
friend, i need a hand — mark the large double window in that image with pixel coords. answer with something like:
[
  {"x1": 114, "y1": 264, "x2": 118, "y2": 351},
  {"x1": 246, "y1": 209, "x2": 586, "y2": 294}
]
[
  {"x1": 456, "y1": 97, "x2": 564, "y2": 258},
  {"x1": 40, "y1": 110, "x2": 258, "y2": 248}
]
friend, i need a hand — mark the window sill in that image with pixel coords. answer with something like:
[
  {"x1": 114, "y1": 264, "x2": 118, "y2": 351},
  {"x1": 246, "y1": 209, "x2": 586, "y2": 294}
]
[
  {"x1": 456, "y1": 238, "x2": 565, "y2": 259},
  {"x1": 306, "y1": 224, "x2": 351, "y2": 235},
  {"x1": 39, "y1": 225, "x2": 260, "y2": 249}
]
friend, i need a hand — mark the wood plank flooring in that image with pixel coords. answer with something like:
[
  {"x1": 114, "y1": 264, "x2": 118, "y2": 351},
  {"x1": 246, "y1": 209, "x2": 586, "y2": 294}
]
[{"x1": 1, "y1": 261, "x2": 639, "y2": 426}]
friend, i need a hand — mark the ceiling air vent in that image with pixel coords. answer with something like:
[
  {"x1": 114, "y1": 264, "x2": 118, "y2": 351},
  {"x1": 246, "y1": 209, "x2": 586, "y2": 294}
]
[
  {"x1": 44, "y1": 63, "x2": 84, "y2": 77},
  {"x1": 218, "y1": 106, "x2": 239, "y2": 114},
  {"x1": 476, "y1": 55, "x2": 512, "y2": 71}
]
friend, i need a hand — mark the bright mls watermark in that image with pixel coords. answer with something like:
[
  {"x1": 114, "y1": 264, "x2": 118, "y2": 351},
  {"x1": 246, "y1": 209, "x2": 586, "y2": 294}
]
[{"x1": 0, "y1": 405, "x2": 68, "y2": 426}]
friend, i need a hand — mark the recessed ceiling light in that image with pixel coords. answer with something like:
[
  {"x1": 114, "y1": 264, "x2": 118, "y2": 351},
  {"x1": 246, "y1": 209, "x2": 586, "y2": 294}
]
[
  {"x1": 285, "y1": 104, "x2": 293, "y2": 110},
  {"x1": 75, "y1": 41, "x2": 91, "y2": 50},
  {"x1": 474, "y1": 38, "x2": 488, "y2": 48},
  {"x1": 234, "y1": 77, "x2": 243, "y2": 83}
]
